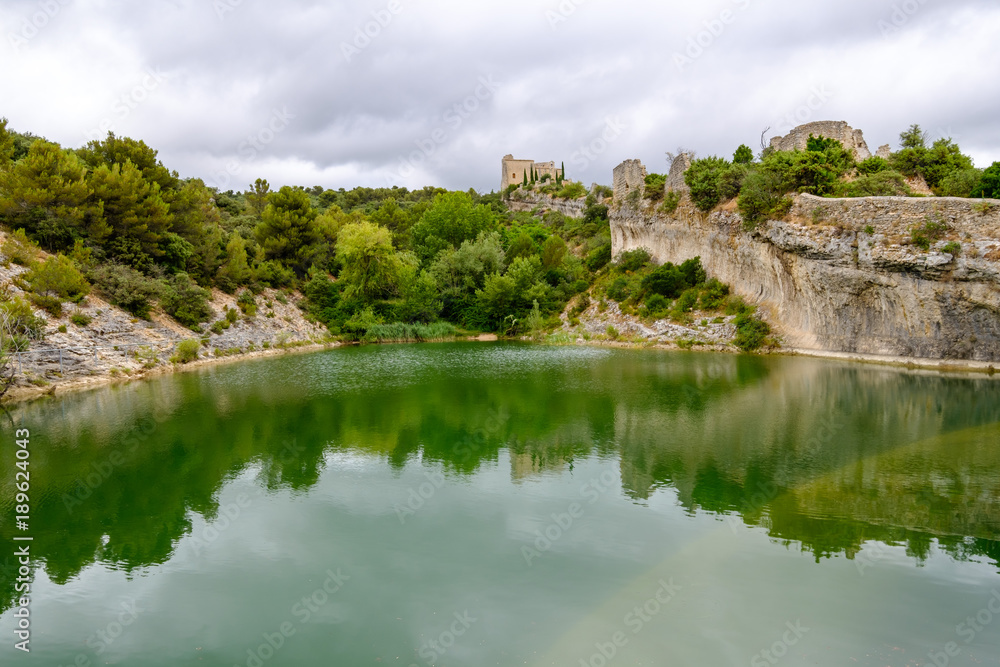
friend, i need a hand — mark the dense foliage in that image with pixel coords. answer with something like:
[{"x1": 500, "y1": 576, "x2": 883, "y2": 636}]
[
  {"x1": 0, "y1": 119, "x2": 612, "y2": 340},
  {"x1": 667, "y1": 125, "x2": 993, "y2": 228}
]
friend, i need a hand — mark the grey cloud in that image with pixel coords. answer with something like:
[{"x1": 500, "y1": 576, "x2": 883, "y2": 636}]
[{"x1": 2, "y1": 0, "x2": 998, "y2": 193}]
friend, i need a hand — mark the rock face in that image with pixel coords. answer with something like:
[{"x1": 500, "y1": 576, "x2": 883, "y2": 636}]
[
  {"x1": 610, "y1": 166, "x2": 1000, "y2": 361},
  {"x1": 506, "y1": 189, "x2": 588, "y2": 218},
  {"x1": 769, "y1": 120, "x2": 872, "y2": 160},
  {"x1": 0, "y1": 235, "x2": 330, "y2": 398}
]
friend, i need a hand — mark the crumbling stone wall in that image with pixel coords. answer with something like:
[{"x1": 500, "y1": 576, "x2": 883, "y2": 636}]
[
  {"x1": 613, "y1": 159, "x2": 647, "y2": 202},
  {"x1": 769, "y1": 121, "x2": 872, "y2": 160}
]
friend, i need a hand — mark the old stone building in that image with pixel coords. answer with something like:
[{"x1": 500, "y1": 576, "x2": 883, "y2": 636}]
[{"x1": 501, "y1": 155, "x2": 565, "y2": 191}]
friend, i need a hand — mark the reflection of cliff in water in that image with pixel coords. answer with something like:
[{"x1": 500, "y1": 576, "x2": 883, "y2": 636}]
[
  {"x1": 2, "y1": 345, "x2": 999, "y2": 615},
  {"x1": 615, "y1": 360, "x2": 1000, "y2": 565}
]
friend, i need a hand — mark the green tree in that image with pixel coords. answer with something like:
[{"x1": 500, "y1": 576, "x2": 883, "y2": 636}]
[
  {"x1": 0, "y1": 118, "x2": 14, "y2": 166},
  {"x1": 336, "y1": 221, "x2": 405, "y2": 301},
  {"x1": 0, "y1": 140, "x2": 101, "y2": 251},
  {"x1": 733, "y1": 144, "x2": 754, "y2": 165},
  {"x1": 411, "y1": 192, "x2": 496, "y2": 264},
  {"x1": 246, "y1": 178, "x2": 270, "y2": 218},
  {"x1": 78, "y1": 132, "x2": 177, "y2": 193},
  {"x1": 541, "y1": 235, "x2": 568, "y2": 270},
  {"x1": 217, "y1": 234, "x2": 251, "y2": 291},
  {"x1": 900, "y1": 124, "x2": 927, "y2": 150},
  {"x1": 505, "y1": 232, "x2": 538, "y2": 264},
  {"x1": 397, "y1": 270, "x2": 443, "y2": 323},
  {"x1": 972, "y1": 162, "x2": 1000, "y2": 199},
  {"x1": 87, "y1": 160, "x2": 173, "y2": 269},
  {"x1": 370, "y1": 198, "x2": 415, "y2": 241},
  {"x1": 255, "y1": 186, "x2": 321, "y2": 277},
  {"x1": 477, "y1": 272, "x2": 517, "y2": 329}
]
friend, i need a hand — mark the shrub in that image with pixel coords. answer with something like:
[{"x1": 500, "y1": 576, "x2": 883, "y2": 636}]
[
  {"x1": 70, "y1": 310, "x2": 93, "y2": 327},
  {"x1": 911, "y1": 216, "x2": 948, "y2": 251},
  {"x1": 343, "y1": 306, "x2": 384, "y2": 342},
  {"x1": 735, "y1": 311, "x2": 771, "y2": 351},
  {"x1": 570, "y1": 295, "x2": 591, "y2": 318},
  {"x1": 733, "y1": 144, "x2": 754, "y2": 165},
  {"x1": 684, "y1": 156, "x2": 731, "y2": 211},
  {"x1": 210, "y1": 320, "x2": 225, "y2": 335},
  {"x1": 606, "y1": 325, "x2": 619, "y2": 340},
  {"x1": 555, "y1": 182, "x2": 587, "y2": 199},
  {"x1": 237, "y1": 289, "x2": 257, "y2": 317},
  {"x1": 225, "y1": 306, "x2": 239, "y2": 324},
  {"x1": 836, "y1": 171, "x2": 911, "y2": 197},
  {"x1": 0, "y1": 296, "x2": 46, "y2": 341},
  {"x1": 856, "y1": 156, "x2": 890, "y2": 175},
  {"x1": 57, "y1": 324, "x2": 68, "y2": 333},
  {"x1": 642, "y1": 263, "x2": 685, "y2": 299},
  {"x1": 90, "y1": 263, "x2": 162, "y2": 319},
  {"x1": 698, "y1": 278, "x2": 730, "y2": 311},
  {"x1": 939, "y1": 168, "x2": 984, "y2": 198},
  {"x1": 737, "y1": 171, "x2": 789, "y2": 228},
  {"x1": 586, "y1": 243, "x2": 613, "y2": 271},
  {"x1": 864, "y1": 225, "x2": 875, "y2": 235},
  {"x1": 644, "y1": 173, "x2": 666, "y2": 201},
  {"x1": 170, "y1": 339, "x2": 201, "y2": 364},
  {"x1": 25, "y1": 254, "x2": 91, "y2": 303},
  {"x1": 942, "y1": 242, "x2": 961, "y2": 256},
  {"x1": 614, "y1": 248, "x2": 652, "y2": 273},
  {"x1": 971, "y1": 162, "x2": 1000, "y2": 199},
  {"x1": 1, "y1": 229, "x2": 40, "y2": 266},
  {"x1": 676, "y1": 288, "x2": 699, "y2": 313},
  {"x1": 29, "y1": 293, "x2": 62, "y2": 317},
  {"x1": 255, "y1": 260, "x2": 296, "y2": 288},
  {"x1": 661, "y1": 190, "x2": 681, "y2": 215},
  {"x1": 643, "y1": 293, "x2": 669, "y2": 317},
  {"x1": 606, "y1": 277, "x2": 631, "y2": 302},
  {"x1": 161, "y1": 273, "x2": 213, "y2": 327}
]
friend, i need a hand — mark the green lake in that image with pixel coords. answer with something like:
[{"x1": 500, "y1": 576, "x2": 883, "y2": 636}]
[{"x1": 2, "y1": 342, "x2": 1000, "y2": 666}]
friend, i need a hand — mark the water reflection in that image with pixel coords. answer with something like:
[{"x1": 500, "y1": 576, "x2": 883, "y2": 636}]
[{"x1": 2, "y1": 344, "x2": 999, "y2": 614}]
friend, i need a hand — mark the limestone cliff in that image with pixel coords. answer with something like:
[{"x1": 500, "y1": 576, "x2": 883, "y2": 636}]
[
  {"x1": 610, "y1": 177, "x2": 1000, "y2": 362},
  {"x1": 505, "y1": 189, "x2": 591, "y2": 218}
]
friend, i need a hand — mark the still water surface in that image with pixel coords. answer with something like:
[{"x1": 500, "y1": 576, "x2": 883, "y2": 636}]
[{"x1": 2, "y1": 343, "x2": 999, "y2": 666}]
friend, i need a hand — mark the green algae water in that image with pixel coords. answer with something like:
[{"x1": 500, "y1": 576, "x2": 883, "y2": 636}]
[{"x1": 2, "y1": 342, "x2": 1000, "y2": 666}]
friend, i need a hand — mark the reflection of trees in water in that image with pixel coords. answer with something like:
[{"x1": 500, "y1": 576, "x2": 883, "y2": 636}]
[{"x1": 2, "y1": 346, "x2": 999, "y2": 614}]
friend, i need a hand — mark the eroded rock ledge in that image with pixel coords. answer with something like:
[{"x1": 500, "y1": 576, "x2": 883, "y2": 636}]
[{"x1": 610, "y1": 183, "x2": 1000, "y2": 361}]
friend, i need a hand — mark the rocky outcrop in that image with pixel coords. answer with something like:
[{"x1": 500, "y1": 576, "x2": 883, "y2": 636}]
[
  {"x1": 0, "y1": 237, "x2": 331, "y2": 401},
  {"x1": 506, "y1": 189, "x2": 587, "y2": 218},
  {"x1": 769, "y1": 120, "x2": 872, "y2": 160},
  {"x1": 610, "y1": 176, "x2": 1000, "y2": 361}
]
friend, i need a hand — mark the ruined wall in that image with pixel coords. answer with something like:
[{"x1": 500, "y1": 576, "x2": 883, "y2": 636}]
[
  {"x1": 666, "y1": 153, "x2": 692, "y2": 194},
  {"x1": 612, "y1": 159, "x2": 647, "y2": 202},
  {"x1": 769, "y1": 121, "x2": 872, "y2": 160},
  {"x1": 610, "y1": 159, "x2": 1000, "y2": 361}
]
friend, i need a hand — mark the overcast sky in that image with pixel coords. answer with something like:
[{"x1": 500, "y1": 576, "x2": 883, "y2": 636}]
[{"x1": 2, "y1": 0, "x2": 999, "y2": 194}]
